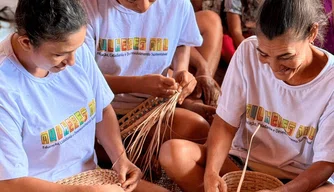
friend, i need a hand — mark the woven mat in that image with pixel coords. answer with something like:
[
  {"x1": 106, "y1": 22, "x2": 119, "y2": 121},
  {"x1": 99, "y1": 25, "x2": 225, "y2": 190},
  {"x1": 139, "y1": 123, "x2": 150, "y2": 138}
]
[{"x1": 154, "y1": 169, "x2": 182, "y2": 192}]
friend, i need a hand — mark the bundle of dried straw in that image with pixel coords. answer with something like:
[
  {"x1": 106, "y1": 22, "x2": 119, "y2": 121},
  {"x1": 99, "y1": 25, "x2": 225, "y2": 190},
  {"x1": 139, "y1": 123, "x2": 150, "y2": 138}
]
[{"x1": 119, "y1": 92, "x2": 180, "y2": 179}]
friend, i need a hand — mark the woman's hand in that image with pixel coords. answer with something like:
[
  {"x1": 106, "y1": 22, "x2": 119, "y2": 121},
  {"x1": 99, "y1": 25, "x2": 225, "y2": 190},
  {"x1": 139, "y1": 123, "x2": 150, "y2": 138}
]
[
  {"x1": 204, "y1": 171, "x2": 227, "y2": 192},
  {"x1": 140, "y1": 74, "x2": 178, "y2": 97},
  {"x1": 194, "y1": 76, "x2": 221, "y2": 107},
  {"x1": 112, "y1": 157, "x2": 142, "y2": 192},
  {"x1": 173, "y1": 70, "x2": 197, "y2": 104}
]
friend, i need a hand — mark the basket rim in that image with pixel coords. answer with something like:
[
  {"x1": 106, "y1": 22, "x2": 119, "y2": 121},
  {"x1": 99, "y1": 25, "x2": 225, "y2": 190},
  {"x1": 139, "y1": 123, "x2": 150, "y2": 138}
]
[
  {"x1": 222, "y1": 170, "x2": 284, "y2": 185},
  {"x1": 55, "y1": 169, "x2": 119, "y2": 185}
]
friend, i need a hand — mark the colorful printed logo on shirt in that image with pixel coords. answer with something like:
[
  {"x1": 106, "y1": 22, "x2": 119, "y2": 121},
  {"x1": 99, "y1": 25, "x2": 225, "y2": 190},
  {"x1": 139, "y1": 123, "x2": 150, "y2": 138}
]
[
  {"x1": 98, "y1": 39, "x2": 107, "y2": 51},
  {"x1": 246, "y1": 104, "x2": 317, "y2": 143},
  {"x1": 108, "y1": 39, "x2": 114, "y2": 52},
  {"x1": 88, "y1": 100, "x2": 96, "y2": 117},
  {"x1": 128, "y1": 38, "x2": 133, "y2": 51},
  {"x1": 97, "y1": 37, "x2": 169, "y2": 58},
  {"x1": 40, "y1": 99, "x2": 96, "y2": 147}
]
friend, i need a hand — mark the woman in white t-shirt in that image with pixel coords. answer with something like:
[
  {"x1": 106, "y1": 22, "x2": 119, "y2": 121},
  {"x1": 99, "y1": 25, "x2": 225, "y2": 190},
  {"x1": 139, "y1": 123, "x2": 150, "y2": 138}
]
[
  {"x1": 159, "y1": 0, "x2": 334, "y2": 191},
  {"x1": 82, "y1": 0, "x2": 211, "y2": 169},
  {"x1": 0, "y1": 0, "x2": 147, "y2": 191}
]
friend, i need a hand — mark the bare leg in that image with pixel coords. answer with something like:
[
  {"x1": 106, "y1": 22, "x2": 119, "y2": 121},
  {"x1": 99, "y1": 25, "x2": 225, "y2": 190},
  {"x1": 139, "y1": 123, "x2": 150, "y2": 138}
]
[
  {"x1": 133, "y1": 180, "x2": 170, "y2": 192},
  {"x1": 311, "y1": 183, "x2": 334, "y2": 192},
  {"x1": 181, "y1": 98, "x2": 216, "y2": 124},
  {"x1": 125, "y1": 107, "x2": 209, "y2": 179},
  {"x1": 159, "y1": 139, "x2": 207, "y2": 192},
  {"x1": 159, "y1": 139, "x2": 240, "y2": 192},
  {"x1": 95, "y1": 107, "x2": 209, "y2": 168},
  {"x1": 183, "y1": 10, "x2": 222, "y2": 123},
  {"x1": 167, "y1": 108, "x2": 210, "y2": 144}
]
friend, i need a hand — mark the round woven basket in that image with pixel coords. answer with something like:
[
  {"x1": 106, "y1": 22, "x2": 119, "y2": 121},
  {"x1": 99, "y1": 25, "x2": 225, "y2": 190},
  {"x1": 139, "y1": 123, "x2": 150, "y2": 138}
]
[
  {"x1": 222, "y1": 171, "x2": 283, "y2": 192},
  {"x1": 56, "y1": 169, "x2": 119, "y2": 186}
]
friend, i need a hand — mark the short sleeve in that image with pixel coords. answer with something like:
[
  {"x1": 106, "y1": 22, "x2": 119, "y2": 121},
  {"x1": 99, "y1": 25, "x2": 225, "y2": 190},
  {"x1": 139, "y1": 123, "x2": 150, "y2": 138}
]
[
  {"x1": 178, "y1": 0, "x2": 203, "y2": 47},
  {"x1": 224, "y1": 0, "x2": 242, "y2": 15},
  {"x1": 216, "y1": 41, "x2": 248, "y2": 127},
  {"x1": 82, "y1": 0, "x2": 100, "y2": 57},
  {"x1": 0, "y1": 106, "x2": 29, "y2": 180},
  {"x1": 76, "y1": 44, "x2": 114, "y2": 123},
  {"x1": 313, "y1": 94, "x2": 334, "y2": 164}
]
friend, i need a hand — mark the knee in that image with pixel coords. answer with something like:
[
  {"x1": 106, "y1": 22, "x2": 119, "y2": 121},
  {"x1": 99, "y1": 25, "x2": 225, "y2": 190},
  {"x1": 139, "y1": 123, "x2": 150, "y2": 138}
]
[
  {"x1": 159, "y1": 139, "x2": 189, "y2": 169},
  {"x1": 312, "y1": 184, "x2": 334, "y2": 192},
  {"x1": 184, "y1": 113, "x2": 210, "y2": 140},
  {"x1": 196, "y1": 10, "x2": 223, "y2": 33}
]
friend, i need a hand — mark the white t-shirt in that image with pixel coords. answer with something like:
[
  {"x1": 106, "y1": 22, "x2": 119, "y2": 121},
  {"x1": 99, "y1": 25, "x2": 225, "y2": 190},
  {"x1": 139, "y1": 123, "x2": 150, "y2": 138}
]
[
  {"x1": 82, "y1": 0, "x2": 203, "y2": 112},
  {"x1": 217, "y1": 36, "x2": 334, "y2": 180},
  {"x1": 0, "y1": 35, "x2": 114, "y2": 181}
]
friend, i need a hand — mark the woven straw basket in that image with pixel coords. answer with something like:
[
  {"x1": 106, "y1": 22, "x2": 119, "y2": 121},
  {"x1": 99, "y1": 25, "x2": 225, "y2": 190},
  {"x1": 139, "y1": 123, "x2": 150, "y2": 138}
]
[
  {"x1": 119, "y1": 96, "x2": 167, "y2": 139},
  {"x1": 56, "y1": 169, "x2": 119, "y2": 186},
  {"x1": 222, "y1": 171, "x2": 283, "y2": 192}
]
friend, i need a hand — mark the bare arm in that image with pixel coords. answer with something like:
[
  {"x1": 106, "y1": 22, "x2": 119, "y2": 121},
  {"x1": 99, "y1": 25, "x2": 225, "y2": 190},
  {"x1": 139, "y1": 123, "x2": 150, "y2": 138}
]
[
  {"x1": 104, "y1": 75, "x2": 142, "y2": 95},
  {"x1": 103, "y1": 74, "x2": 178, "y2": 98},
  {"x1": 204, "y1": 115, "x2": 238, "y2": 192},
  {"x1": 277, "y1": 161, "x2": 334, "y2": 192},
  {"x1": 172, "y1": 45, "x2": 197, "y2": 104},
  {"x1": 226, "y1": 12, "x2": 244, "y2": 48},
  {"x1": 190, "y1": 47, "x2": 213, "y2": 76},
  {"x1": 95, "y1": 104, "x2": 125, "y2": 162},
  {"x1": 0, "y1": 177, "x2": 95, "y2": 192},
  {"x1": 95, "y1": 105, "x2": 141, "y2": 191},
  {"x1": 205, "y1": 115, "x2": 237, "y2": 175},
  {"x1": 172, "y1": 45, "x2": 191, "y2": 73}
]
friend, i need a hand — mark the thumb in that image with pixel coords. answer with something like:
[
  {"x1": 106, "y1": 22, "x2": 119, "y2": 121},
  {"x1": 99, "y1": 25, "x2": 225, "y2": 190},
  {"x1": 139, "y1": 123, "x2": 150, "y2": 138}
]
[
  {"x1": 118, "y1": 168, "x2": 127, "y2": 184},
  {"x1": 218, "y1": 180, "x2": 228, "y2": 192}
]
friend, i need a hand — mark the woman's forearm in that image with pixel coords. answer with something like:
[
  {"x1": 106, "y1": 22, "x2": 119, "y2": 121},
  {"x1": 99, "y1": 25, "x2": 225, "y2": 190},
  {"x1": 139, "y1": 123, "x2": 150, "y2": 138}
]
[
  {"x1": 190, "y1": 47, "x2": 212, "y2": 76},
  {"x1": 226, "y1": 12, "x2": 245, "y2": 48},
  {"x1": 0, "y1": 177, "x2": 94, "y2": 192},
  {"x1": 172, "y1": 45, "x2": 191, "y2": 73},
  {"x1": 279, "y1": 161, "x2": 334, "y2": 192},
  {"x1": 103, "y1": 75, "x2": 143, "y2": 94},
  {"x1": 95, "y1": 105, "x2": 126, "y2": 163},
  {"x1": 205, "y1": 116, "x2": 237, "y2": 174}
]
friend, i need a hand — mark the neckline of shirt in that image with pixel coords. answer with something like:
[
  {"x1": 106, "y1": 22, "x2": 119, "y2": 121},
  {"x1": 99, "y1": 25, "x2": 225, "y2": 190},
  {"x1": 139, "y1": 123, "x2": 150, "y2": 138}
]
[{"x1": 3, "y1": 34, "x2": 57, "y2": 84}]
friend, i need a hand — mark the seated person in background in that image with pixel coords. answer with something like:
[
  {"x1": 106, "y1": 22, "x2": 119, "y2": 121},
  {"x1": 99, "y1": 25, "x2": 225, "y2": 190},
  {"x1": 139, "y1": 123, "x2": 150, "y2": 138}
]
[
  {"x1": 0, "y1": 0, "x2": 169, "y2": 191},
  {"x1": 159, "y1": 0, "x2": 334, "y2": 191},
  {"x1": 224, "y1": 0, "x2": 262, "y2": 48},
  {"x1": 185, "y1": 0, "x2": 223, "y2": 123},
  {"x1": 82, "y1": 0, "x2": 210, "y2": 147}
]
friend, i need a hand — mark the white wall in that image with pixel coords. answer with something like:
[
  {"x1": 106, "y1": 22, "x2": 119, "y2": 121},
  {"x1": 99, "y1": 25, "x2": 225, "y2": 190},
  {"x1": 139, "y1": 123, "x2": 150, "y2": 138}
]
[
  {"x1": 0, "y1": 0, "x2": 18, "y2": 10},
  {"x1": 0, "y1": 0, "x2": 17, "y2": 42}
]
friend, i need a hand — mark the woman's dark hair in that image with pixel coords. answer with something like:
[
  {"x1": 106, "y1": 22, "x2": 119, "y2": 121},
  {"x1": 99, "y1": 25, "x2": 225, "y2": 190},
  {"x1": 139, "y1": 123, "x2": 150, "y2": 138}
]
[
  {"x1": 15, "y1": 0, "x2": 87, "y2": 47},
  {"x1": 256, "y1": 0, "x2": 328, "y2": 45}
]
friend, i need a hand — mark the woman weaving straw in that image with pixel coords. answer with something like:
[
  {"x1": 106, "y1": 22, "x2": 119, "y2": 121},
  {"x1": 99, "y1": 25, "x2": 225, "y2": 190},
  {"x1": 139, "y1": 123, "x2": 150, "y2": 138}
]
[
  {"x1": 0, "y1": 0, "x2": 171, "y2": 191},
  {"x1": 81, "y1": 0, "x2": 211, "y2": 173},
  {"x1": 159, "y1": 0, "x2": 334, "y2": 191}
]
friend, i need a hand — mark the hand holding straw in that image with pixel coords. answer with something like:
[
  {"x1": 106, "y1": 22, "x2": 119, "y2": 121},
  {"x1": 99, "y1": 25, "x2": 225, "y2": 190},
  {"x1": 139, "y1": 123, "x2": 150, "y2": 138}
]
[{"x1": 236, "y1": 124, "x2": 261, "y2": 192}]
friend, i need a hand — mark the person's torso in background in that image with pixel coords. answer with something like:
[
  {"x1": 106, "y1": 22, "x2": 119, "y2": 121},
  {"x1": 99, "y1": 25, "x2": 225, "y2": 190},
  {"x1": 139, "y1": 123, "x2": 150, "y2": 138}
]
[{"x1": 83, "y1": 0, "x2": 202, "y2": 113}]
